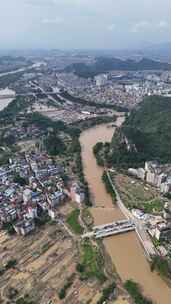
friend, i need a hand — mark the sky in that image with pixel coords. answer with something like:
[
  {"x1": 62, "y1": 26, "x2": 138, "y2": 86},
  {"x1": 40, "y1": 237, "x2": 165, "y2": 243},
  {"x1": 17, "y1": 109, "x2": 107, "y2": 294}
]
[{"x1": 0, "y1": 0, "x2": 171, "y2": 50}]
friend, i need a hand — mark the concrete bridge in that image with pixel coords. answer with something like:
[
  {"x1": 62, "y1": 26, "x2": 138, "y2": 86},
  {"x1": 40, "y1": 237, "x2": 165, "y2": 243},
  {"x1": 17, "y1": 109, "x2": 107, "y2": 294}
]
[{"x1": 82, "y1": 219, "x2": 135, "y2": 239}]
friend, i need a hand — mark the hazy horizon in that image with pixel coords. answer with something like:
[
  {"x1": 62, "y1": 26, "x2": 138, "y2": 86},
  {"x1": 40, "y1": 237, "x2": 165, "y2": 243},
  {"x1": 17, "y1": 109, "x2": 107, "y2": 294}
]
[{"x1": 1, "y1": 0, "x2": 171, "y2": 50}]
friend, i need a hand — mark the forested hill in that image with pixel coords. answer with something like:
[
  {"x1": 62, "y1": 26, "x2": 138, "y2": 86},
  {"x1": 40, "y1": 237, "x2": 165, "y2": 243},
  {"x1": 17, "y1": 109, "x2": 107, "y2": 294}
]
[
  {"x1": 65, "y1": 57, "x2": 171, "y2": 78},
  {"x1": 110, "y1": 96, "x2": 171, "y2": 166}
]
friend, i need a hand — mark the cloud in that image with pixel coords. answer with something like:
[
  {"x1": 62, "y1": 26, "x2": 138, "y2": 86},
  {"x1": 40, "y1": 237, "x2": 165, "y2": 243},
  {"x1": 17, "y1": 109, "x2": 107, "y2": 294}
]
[
  {"x1": 42, "y1": 17, "x2": 64, "y2": 24},
  {"x1": 25, "y1": 0, "x2": 53, "y2": 6},
  {"x1": 131, "y1": 20, "x2": 170, "y2": 33},
  {"x1": 157, "y1": 21, "x2": 169, "y2": 29},
  {"x1": 131, "y1": 21, "x2": 150, "y2": 33},
  {"x1": 107, "y1": 24, "x2": 116, "y2": 31}
]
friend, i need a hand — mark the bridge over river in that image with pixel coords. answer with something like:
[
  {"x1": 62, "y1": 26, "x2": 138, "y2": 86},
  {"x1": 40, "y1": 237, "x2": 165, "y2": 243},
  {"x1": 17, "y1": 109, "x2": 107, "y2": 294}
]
[{"x1": 82, "y1": 219, "x2": 135, "y2": 239}]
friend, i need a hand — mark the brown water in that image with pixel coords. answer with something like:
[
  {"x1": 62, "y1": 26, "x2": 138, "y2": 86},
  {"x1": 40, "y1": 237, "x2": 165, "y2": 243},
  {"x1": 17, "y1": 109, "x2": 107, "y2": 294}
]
[{"x1": 80, "y1": 116, "x2": 171, "y2": 304}]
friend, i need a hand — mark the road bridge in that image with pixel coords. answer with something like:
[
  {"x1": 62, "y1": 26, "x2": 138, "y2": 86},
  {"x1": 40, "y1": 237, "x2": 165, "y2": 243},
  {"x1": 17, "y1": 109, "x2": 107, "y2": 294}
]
[{"x1": 82, "y1": 219, "x2": 135, "y2": 239}]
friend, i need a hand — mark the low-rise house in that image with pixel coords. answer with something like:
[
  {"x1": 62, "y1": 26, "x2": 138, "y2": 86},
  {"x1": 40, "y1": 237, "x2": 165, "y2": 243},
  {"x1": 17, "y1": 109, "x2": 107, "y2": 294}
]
[
  {"x1": 27, "y1": 204, "x2": 38, "y2": 219},
  {"x1": 47, "y1": 191, "x2": 65, "y2": 208},
  {"x1": 0, "y1": 205, "x2": 17, "y2": 223},
  {"x1": 160, "y1": 176, "x2": 171, "y2": 194},
  {"x1": 23, "y1": 189, "x2": 32, "y2": 203},
  {"x1": 71, "y1": 183, "x2": 85, "y2": 204},
  {"x1": 0, "y1": 152, "x2": 67, "y2": 236},
  {"x1": 163, "y1": 202, "x2": 171, "y2": 220},
  {"x1": 155, "y1": 222, "x2": 171, "y2": 241},
  {"x1": 13, "y1": 219, "x2": 35, "y2": 236},
  {"x1": 48, "y1": 208, "x2": 58, "y2": 220}
]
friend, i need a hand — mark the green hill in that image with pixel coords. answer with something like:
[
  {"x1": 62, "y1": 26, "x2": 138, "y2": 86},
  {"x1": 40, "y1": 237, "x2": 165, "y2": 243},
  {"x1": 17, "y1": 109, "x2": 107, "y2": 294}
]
[
  {"x1": 65, "y1": 57, "x2": 171, "y2": 78},
  {"x1": 110, "y1": 96, "x2": 171, "y2": 166}
]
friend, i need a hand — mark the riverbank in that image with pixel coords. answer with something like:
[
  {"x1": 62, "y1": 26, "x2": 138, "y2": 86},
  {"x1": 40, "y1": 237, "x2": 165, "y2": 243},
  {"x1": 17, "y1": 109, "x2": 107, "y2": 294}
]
[
  {"x1": 0, "y1": 96, "x2": 15, "y2": 111},
  {"x1": 80, "y1": 117, "x2": 171, "y2": 304}
]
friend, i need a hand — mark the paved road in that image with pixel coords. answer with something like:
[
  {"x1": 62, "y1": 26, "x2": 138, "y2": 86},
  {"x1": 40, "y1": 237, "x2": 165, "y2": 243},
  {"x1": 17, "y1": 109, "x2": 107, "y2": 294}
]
[{"x1": 106, "y1": 170, "x2": 157, "y2": 259}]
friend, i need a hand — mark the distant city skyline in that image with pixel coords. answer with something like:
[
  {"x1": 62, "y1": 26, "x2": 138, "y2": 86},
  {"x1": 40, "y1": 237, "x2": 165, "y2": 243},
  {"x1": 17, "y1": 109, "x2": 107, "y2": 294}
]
[{"x1": 1, "y1": 0, "x2": 171, "y2": 50}]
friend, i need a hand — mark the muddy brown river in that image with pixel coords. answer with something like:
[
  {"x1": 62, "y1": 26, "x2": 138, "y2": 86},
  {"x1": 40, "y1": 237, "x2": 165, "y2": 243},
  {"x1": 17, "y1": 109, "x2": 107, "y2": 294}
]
[{"x1": 80, "y1": 115, "x2": 171, "y2": 304}]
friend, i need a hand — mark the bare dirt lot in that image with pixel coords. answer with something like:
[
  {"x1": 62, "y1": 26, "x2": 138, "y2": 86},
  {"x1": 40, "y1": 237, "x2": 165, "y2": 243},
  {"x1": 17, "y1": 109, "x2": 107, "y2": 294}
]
[{"x1": 0, "y1": 204, "x2": 106, "y2": 304}]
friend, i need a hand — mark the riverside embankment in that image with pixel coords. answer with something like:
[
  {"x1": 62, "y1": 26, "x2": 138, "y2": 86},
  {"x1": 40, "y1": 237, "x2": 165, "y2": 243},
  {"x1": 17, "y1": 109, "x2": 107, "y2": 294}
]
[{"x1": 80, "y1": 115, "x2": 171, "y2": 304}]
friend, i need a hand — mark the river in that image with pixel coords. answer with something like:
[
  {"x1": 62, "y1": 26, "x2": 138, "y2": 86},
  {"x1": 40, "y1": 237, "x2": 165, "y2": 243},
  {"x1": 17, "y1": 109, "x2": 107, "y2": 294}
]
[
  {"x1": 80, "y1": 115, "x2": 171, "y2": 304},
  {"x1": 0, "y1": 62, "x2": 46, "y2": 111},
  {"x1": 0, "y1": 62, "x2": 46, "y2": 78}
]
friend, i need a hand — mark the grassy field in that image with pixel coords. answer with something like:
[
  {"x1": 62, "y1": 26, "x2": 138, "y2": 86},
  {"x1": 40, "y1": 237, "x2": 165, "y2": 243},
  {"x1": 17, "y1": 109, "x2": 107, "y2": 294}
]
[
  {"x1": 78, "y1": 240, "x2": 106, "y2": 282},
  {"x1": 114, "y1": 173, "x2": 164, "y2": 214},
  {"x1": 67, "y1": 208, "x2": 83, "y2": 234},
  {"x1": 143, "y1": 199, "x2": 163, "y2": 213}
]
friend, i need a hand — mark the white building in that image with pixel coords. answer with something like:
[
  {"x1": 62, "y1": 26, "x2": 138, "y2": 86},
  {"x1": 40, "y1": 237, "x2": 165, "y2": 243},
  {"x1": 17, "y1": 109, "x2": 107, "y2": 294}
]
[
  {"x1": 95, "y1": 74, "x2": 108, "y2": 86},
  {"x1": 23, "y1": 189, "x2": 32, "y2": 203},
  {"x1": 71, "y1": 183, "x2": 85, "y2": 204},
  {"x1": 47, "y1": 191, "x2": 65, "y2": 207},
  {"x1": 128, "y1": 168, "x2": 146, "y2": 180}
]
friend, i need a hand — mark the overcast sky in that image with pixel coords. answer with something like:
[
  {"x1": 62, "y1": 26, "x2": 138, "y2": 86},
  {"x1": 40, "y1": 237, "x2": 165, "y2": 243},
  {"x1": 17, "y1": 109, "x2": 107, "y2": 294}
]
[{"x1": 0, "y1": 0, "x2": 171, "y2": 50}]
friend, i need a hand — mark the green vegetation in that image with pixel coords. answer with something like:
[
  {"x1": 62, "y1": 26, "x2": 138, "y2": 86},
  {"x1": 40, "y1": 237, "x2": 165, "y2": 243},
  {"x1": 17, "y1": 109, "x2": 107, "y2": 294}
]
[
  {"x1": 70, "y1": 132, "x2": 92, "y2": 206},
  {"x1": 102, "y1": 171, "x2": 116, "y2": 203},
  {"x1": 60, "y1": 91, "x2": 127, "y2": 112},
  {"x1": 7, "y1": 286, "x2": 18, "y2": 300},
  {"x1": 27, "y1": 112, "x2": 66, "y2": 132},
  {"x1": 93, "y1": 142, "x2": 111, "y2": 166},
  {"x1": 44, "y1": 131, "x2": 66, "y2": 156},
  {"x1": 5, "y1": 259, "x2": 17, "y2": 270},
  {"x1": 0, "y1": 259, "x2": 17, "y2": 277},
  {"x1": 72, "y1": 115, "x2": 116, "y2": 131},
  {"x1": 124, "y1": 280, "x2": 153, "y2": 304},
  {"x1": 0, "y1": 152, "x2": 11, "y2": 166},
  {"x1": 143, "y1": 199, "x2": 163, "y2": 213},
  {"x1": 77, "y1": 240, "x2": 106, "y2": 282},
  {"x1": 65, "y1": 57, "x2": 171, "y2": 78},
  {"x1": 0, "y1": 267, "x2": 5, "y2": 276},
  {"x1": 15, "y1": 296, "x2": 35, "y2": 304},
  {"x1": 67, "y1": 209, "x2": 83, "y2": 234},
  {"x1": 0, "y1": 96, "x2": 30, "y2": 123},
  {"x1": 97, "y1": 282, "x2": 116, "y2": 304},
  {"x1": 165, "y1": 193, "x2": 171, "y2": 200},
  {"x1": 13, "y1": 174, "x2": 28, "y2": 186},
  {"x1": 0, "y1": 72, "x2": 23, "y2": 88},
  {"x1": 93, "y1": 142, "x2": 104, "y2": 166},
  {"x1": 110, "y1": 96, "x2": 171, "y2": 167},
  {"x1": 2, "y1": 222, "x2": 16, "y2": 235},
  {"x1": 152, "y1": 237, "x2": 161, "y2": 248},
  {"x1": 82, "y1": 207, "x2": 94, "y2": 228},
  {"x1": 151, "y1": 256, "x2": 170, "y2": 278},
  {"x1": 93, "y1": 142, "x2": 103, "y2": 155},
  {"x1": 58, "y1": 273, "x2": 75, "y2": 299},
  {"x1": 113, "y1": 174, "x2": 160, "y2": 213}
]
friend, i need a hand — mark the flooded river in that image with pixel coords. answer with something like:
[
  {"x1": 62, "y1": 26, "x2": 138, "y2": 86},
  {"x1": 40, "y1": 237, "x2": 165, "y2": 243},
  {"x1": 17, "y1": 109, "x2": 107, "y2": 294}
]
[{"x1": 80, "y1": 115, "x2": 171, "y2": 304}]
